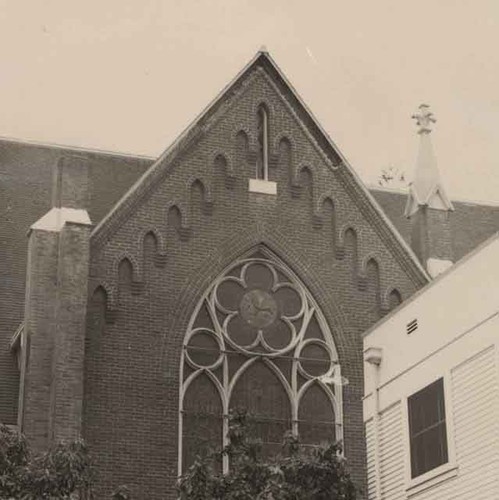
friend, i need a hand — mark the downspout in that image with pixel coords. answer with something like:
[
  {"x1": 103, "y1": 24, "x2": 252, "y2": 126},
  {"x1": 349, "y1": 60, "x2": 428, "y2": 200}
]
[{"x1": 365, "y1": 347, "x2": 383, "y2": 500}]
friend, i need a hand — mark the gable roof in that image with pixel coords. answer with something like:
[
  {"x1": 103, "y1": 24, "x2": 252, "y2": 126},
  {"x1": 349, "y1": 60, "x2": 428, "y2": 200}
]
[
  {"x1": 371, "y1": 186, "x2": 499, "y2": 261},
  {"x1": 90, "y1": 49, "x2": 430, "y2": 286}
]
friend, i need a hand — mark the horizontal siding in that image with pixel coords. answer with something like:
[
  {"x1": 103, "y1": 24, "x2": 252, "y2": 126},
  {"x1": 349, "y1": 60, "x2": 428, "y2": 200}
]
[
  {"x1": 379, "y1": 403, "x2": 404, "y2": 500},
  {"x1": 411, "y1": 346, "x2": 499, "y2": 499},
  {"x1": 366, "y1": 419, "x2": 377, "y2": 500},
  {"x1": 366, "y1": 402, "x2": 405, "y2": 500}
]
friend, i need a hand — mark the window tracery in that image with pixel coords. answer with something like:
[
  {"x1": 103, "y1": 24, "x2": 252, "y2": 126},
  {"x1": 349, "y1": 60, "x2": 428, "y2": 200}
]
[{"x1": 179, "y1": 256, "x2": 344, "y2": 474}]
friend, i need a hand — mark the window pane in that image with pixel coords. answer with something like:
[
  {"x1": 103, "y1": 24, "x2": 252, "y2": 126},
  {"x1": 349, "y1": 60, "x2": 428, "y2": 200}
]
[
  {"x1": 408, "y1": 378, "x2": 448, "y2": 478},
  {"x1": 182, "y1": 374, "x2": 223, "y2": 472},
  {"x1": 411, "y1": 422, "x2": 448, "y2": 477},
  {"x1": 298, "y1": 384, "x2": 335, "y2": 446},
  {"x1": 230, "y1": 361, "x2": 291, "y2": 458},
  {"x1": 300, "y1": 343, "x2": 331, "y2": 377},
  {"x1": 186, "y1": 331, "x2": 220, "y2": 367},
  {"x1": 409, "y1": 379, "x2": 445, "y2": 433}
]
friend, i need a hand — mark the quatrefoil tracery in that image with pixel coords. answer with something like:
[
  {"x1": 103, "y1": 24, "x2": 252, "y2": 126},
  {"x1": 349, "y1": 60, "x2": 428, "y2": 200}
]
[
  {"x1": 184, "y1": 259, "x2": 340, "y2": 381},
  {"x1": 211, "y1": 259, "x2": 311, "y2": 357}
]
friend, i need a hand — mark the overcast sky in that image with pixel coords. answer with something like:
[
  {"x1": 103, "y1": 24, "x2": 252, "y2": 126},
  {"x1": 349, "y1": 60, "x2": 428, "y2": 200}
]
[{"x1": 1, "y1": 0, "x2": 498, "y2": 202}]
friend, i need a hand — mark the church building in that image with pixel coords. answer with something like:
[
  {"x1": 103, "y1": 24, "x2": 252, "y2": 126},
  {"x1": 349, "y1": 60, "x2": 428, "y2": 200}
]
[{"x1": 1, "y1": 50, "x2": 498, "y2": 498}]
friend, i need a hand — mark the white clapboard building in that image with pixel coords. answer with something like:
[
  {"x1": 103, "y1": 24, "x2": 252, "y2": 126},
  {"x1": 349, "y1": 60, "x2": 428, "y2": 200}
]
[{"x1": 363, "y1": 231, "x2": 499, "y2": 499}]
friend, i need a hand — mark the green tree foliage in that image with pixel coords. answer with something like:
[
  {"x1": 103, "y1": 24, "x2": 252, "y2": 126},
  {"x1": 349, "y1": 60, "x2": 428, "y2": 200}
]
[
  {"x1": 0, "y1": 424, "x2": 94, "y2": 499},
  {"x1": 177, "y1": 410, "x2": 357, "y2": 500}
]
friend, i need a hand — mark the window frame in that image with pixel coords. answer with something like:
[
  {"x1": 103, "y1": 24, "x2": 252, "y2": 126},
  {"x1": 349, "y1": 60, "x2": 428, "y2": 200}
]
[
  {"x1": 178, "y1": 255, "x2": 344, "y2": 476},
  {"x1": 403, "y1": 372, "x2": 458, "y2": 493},
  {"x1": 249, "y1": 103, "x2": 277, "y2": 195},
  {"x1": 408, "y1": 377, "x2": 448, "y2": 478}
]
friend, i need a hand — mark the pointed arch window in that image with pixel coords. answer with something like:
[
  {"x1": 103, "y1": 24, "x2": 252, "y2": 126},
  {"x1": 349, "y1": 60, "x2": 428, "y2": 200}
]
[
  {"x1": 179, "y1": 255, "x2": 344, "y2": 474},
  {"x1": 256, "y1": 105, "x2": 269, "y2": 180},
  {"x1": 249, "y1": 105, "x2": 276, "y2": 194}
]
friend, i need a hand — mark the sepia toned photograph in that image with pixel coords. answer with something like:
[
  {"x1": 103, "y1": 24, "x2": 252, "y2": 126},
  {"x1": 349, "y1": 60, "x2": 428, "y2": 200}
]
[{"x1": 0, "y1": 1, "x2": 498, "y2": 498}]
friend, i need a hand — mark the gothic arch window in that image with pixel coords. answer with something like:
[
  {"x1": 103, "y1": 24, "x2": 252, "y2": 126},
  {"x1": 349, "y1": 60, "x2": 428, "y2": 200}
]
[
  {"x1": 179, "y1": 255, "x2": 343, "y2": 474},
  {"x1": 256, "y1": 105, "x2": 269, "y2": 180}
]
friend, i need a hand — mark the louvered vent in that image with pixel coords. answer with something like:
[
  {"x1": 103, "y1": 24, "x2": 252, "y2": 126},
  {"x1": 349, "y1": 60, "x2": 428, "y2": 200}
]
[{"x1": 407, "y1": 319, "x2": 418, "y2": 334}]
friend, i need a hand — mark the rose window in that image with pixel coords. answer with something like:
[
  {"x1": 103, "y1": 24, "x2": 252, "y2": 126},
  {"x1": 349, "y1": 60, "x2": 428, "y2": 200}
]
[{"x1": 180, "y1": 257, "x2": 344, "y2": 474}]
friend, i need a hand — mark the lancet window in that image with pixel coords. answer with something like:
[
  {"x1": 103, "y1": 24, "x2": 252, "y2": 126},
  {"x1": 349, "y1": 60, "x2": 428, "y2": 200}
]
[
  {"x1": 179, "y1": 255, "x2": 344, "y2": 474},
  {"x1": 256, "y1": 105, "x2": 269, "y2": 180}
]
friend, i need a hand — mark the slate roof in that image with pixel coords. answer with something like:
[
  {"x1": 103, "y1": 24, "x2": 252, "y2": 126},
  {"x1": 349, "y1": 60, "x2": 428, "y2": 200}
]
[
  {"x1": 1, "y1": 141, "x2": 498, "y2": 425},
  {"x1": 370, "y1": 186, "x2": 499, "y2": 261}
]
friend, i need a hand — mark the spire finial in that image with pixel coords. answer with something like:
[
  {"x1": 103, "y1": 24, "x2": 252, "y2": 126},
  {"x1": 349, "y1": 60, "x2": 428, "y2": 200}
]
[{"x1": 412, "y1": 103, "x2": 436, "y2": 134}]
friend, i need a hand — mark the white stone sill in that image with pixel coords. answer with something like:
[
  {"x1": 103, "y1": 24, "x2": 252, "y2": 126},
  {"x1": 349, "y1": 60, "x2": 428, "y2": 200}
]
[{"x1": 248, "y1": 178, "x2": 277, "y2": 195}]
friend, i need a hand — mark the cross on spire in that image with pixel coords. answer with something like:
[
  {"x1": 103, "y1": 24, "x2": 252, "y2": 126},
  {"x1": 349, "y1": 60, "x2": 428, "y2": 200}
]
[{"x1": 412, "y1": 104, "x2": 436, "y2": 134}]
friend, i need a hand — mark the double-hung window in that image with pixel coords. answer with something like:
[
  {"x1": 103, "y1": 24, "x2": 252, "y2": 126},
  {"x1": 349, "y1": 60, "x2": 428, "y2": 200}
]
[{"x1": 408, "y1": 378, "x2": 448, "y2": 478}]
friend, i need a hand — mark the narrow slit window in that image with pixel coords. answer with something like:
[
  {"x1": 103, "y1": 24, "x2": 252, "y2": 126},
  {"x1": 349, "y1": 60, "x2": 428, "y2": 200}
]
[{"x1": 257, "y1": 105, "x2": 269, "y2": 180}]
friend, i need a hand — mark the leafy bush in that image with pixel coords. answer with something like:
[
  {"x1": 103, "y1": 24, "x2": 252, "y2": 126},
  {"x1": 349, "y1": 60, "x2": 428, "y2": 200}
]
[
  {"x1": 177, "y1": 410, "x2": 357, "y2": 500},
  {"x1": 0, "y1": 424, "x2": 94, "y2": 499}
]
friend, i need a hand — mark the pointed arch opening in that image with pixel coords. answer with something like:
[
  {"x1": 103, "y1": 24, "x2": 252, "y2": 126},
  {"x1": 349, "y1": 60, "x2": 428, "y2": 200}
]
[
  {"x1": 118, "y1": 257, "x2": 134, "y2": 294},
  {"x1": 181, "y1": 371, "x2": 224, "y2": 473},
  {"x1": 256, "y1": 104, "x2": 270, "y2": 180},
  {"x1": 179, "y1": 252, "x2": 343, "y2": 474}
]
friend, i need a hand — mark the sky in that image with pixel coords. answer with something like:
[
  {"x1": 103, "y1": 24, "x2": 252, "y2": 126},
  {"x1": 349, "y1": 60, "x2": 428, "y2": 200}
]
[{"x1": 0, "y1": 0, "x2": 498, "y2": 202}]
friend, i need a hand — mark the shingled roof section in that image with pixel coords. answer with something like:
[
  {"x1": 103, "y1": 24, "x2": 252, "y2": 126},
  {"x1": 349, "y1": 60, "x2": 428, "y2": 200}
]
[
  {"x1": 370, "y1": 186, "x2": 499, "y2": 261},
  {"x1": 0, "y1": 137, "x2": 153, "y2": 424}
]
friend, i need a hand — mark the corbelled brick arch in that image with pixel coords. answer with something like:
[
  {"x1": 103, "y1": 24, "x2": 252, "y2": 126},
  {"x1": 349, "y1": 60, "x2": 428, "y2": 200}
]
[{"x1": 82, "y1": 50, "x2": 428, "y2": 498}]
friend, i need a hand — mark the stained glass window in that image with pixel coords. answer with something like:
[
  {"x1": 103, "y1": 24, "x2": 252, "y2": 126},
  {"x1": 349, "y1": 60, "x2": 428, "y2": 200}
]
[{"x1": 179, "y1": 256, "x2": 343, "y2": 474}]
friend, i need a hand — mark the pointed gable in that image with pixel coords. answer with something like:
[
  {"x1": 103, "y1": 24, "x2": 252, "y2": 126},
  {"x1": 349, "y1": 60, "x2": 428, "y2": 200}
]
[
  {"x1": 83, "y1": 50, "x2": 433, "y2": 495},
  {"x1": 91, "y1": 50, "x2": 428, "y2": 287}
]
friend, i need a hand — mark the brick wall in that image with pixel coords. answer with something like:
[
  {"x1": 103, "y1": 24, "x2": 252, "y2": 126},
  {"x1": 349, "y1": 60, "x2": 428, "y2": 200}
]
[
  {"x1": 0, "y1": 139, "x2": 151, "y2": 425},
  {"x1": 22, "y1": 229, "x2": 59, "y2": 449},
  {"x1": 84, "y1": 60, "x2": 425, "y2": 499},
  {"x1": 410, "y1": 206, "x2": 453, "y2": 265}
]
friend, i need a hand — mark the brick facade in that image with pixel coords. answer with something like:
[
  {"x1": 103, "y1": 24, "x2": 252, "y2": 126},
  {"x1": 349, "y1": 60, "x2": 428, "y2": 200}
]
[
  {"x1": 3, "y1": 50, "x2": 497, "y2": 500},
  {"x1": 0, "y1": 140, "x2": 151, "y2": 426},
  {"x1": 21, "y1": 156, "x2": 93, "y2": 449},
  {"x1": 410, "y1": 206, "x2": 454, "y2": 264},
  {"x1": 78, "y1": 53, "x2": 427, "y2": 498}
]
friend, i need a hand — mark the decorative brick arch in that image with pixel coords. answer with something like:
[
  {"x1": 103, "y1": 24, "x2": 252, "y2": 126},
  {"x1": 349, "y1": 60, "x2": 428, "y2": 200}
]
[
  {"x1": 187, "y1": 176, "x2": 214, "y2": 215},
  {"x1": 87, "y1": 279, "x2": 118, "y2": 323},
  {"x1": 114, "y1": 252, "x2": 143, "y2": 284},
  {"x1": 384, "y1": 287, "x2": 403, "y2": 311}
]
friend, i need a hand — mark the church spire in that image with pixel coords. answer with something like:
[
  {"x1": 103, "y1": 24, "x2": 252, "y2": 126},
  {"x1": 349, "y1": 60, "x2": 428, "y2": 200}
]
[
  {"x1": 405, "y1": 104, "x2": 454, "y2": 277},
  {"x1": 405, "y1": 104, "x2": 453, "y2": 217}
]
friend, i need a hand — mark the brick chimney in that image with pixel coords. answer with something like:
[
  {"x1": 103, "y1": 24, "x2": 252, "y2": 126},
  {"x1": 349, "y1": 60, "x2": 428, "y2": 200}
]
[
  {"x1": 405, "y1": 105, "x2": 454, "y2": 278},
  {"x1": 19, "y1": 155, "x2": 92, "y2": 449}
]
